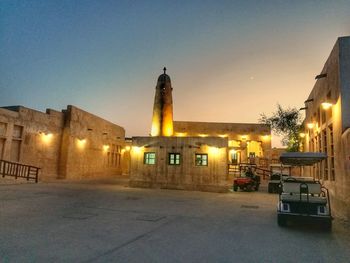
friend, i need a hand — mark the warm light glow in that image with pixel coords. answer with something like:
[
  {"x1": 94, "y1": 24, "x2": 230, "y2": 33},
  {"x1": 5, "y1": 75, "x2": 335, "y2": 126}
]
[
  {"x1": 198, "y1": 134, "x2": 208, "y2": 137},
  {"x1": 209, "y1": 146, "x2": 219, "y2": 155},
  {"x1": 76, "y1": 138, "x2": 87, "y2": 149},
  {"x1": 262, "y1": 135, "x2": 270, "y2": 141},
  {"x1": 163, "y1": 123, "x2": 173, "y2": 137},
  {"x1": 132, "y1": 146, "x2": 143, "y2": 154},
  {"x1": 41, "y1": 133, "x2": 53, "y2": 144},
  {"x1": 307, "y1": 122, "x2": 314, "y2": 129},
  {"x1": 299, "y1": 133, "x2": 306, "y2": 138},
  {"x1": 175, "y1": 132, "x2": 187, "y2": 137},
  {"x1": 228, "y1": 140, "x2": 240, "y2": 147},
  {"x1": 103, "y1": 145, "x2": 110, "y2": 152},
  {"x1": 218, "y1": 134, "x2": 228, "y2": 138},
  {"x1": 125, "y1": 146, "x2": 131, "y2": 151},
  {"x1": 241, "y1": 135, "x2": 247, "y2": 140},
  {"x1": 321, "y1": 102, "x2": 333, "y2": 110},
  {"x1": 229, "y1": 149, "x2": 236, "y2": 155}
]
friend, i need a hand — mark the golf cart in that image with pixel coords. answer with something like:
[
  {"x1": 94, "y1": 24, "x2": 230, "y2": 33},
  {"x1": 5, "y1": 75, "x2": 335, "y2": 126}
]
[
  {"x1": 277, "y1": 152, "x2": 332, "y2": 230},
  {"x1": 233, "y1": 166, "x2": 260, "y2": 192}
]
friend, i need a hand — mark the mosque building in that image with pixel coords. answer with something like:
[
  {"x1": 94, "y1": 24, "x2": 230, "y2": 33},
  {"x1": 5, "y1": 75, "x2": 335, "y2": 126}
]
[{"x1": 129, "y1": 68, "x2": 272, "y2": 192}]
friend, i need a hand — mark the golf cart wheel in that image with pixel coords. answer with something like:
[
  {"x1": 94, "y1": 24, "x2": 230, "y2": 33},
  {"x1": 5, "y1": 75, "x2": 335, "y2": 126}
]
[
  {"x1": 277, "y1": 214, "x2": 286, "y2": 227},
  {"x1": 268, "y1": 184, "x2": 273, "y2": 193},
  {"x1": 233, "y1": 185, "x2": 238, "y2": 192},
  {"x1": 323, "y1": 221, "x2": 332, "y2": 231}
]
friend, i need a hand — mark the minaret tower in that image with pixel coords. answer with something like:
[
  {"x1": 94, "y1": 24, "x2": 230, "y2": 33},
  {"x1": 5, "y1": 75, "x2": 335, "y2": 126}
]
[{"x1": 151, "y1": 67, "x2": 174, "y2": 136}]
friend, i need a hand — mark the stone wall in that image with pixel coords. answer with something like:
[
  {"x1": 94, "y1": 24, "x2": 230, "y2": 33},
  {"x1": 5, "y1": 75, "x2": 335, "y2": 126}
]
[
  {"x1": 0, "y1": 106, "x2": 64, "y2": 179},
  {"x1": 130, "y1": 136, "x2": 229, "y2": 192},
  {"x1": 302, "y1": 36, "x2": 350, "y2": 220},
  {"x1": 0, "y1": 105, "x2": 127, "y2": 181},
  {"x1": 58, "y1": 105, "x2": 126, "y2": 180}
]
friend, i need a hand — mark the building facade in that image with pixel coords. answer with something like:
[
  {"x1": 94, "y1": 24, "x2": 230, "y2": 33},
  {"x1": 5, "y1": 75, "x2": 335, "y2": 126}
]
[
  {"x1": 0, "y1": 105, "x2": 128, "y2": 180},
  {"x1": 129, "y1": 70, "x2": 272, "y2": 192},
  {"x1": 302, "y1": 36, "x2": 350, "y2": 220}
]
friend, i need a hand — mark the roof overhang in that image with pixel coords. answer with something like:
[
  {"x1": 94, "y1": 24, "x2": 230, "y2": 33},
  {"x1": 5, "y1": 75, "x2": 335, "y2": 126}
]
[{"x1": 280, "y1": 152, "x2": 327, "y2": 166}]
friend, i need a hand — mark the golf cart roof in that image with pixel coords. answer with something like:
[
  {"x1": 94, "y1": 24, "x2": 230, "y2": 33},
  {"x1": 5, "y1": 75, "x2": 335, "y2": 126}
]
[{"x1": 280, "y1": 152, "x2": 327, "y2": 166}]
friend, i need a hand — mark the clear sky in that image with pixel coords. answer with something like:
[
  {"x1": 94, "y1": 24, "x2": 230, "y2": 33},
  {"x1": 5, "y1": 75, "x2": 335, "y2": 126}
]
[{"x1": 1, "y1": 0, "x2": 349, "y2": 146}]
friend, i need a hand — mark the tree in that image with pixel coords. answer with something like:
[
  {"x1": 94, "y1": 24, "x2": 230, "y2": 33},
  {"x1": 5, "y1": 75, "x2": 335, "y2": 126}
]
[{"x1": 259, "y1": 104, "x2": 302, "y2": 152}]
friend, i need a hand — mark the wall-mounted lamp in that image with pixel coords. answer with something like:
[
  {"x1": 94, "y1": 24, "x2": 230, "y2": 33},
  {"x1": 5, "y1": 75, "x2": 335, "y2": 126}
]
[
  {"x1": 307, "y1": 123, "x2": 314, "y2": 129},
  {"x1": 262, "y1": 135, "x2": 270, "y2": 141},
  {"x1": 125, "y1": 146, "x2": 131, "y2": 151},
  {"x1": 131, "y1": 146, "x2": 143, "y2": 154},
  {"x1": 209, "y1": 146, "x2": 219, "y2": 155},
  {"x1": 321, "y1": 102, "x2": 333, "y2": 110},
  {"x1": 304, "y1": 98, "x2": 314, "y2": 104},
  {"x1": 315, "y1": 73, "x2": 327, "y2": 80},
  {"x1": 76, "y1": 138, "x2": 87, "y2": 149},
  {"x1": 103, "y1": 145, "x2": 110, "y2": 152},
  {"x1": 198, "y1": 134, "x2": 208, "y2": 137},
  {"x1": 299, "y1": 133, "x2": 306, "y2": 138},
  {"x1": 40, "y1": 132, "x2": 53, "y2": 144}
]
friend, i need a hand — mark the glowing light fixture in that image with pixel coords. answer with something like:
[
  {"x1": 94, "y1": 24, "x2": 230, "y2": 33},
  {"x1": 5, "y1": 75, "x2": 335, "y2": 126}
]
[
  {"x1": 307, "y1": 123, "x2": 314, "y2": 129},
  {"x1": 218, "y1": 134, "x2": 228, "y2": 138},
  {"x1": 76, "y1": 138, "x2": 87, "y2": 149},
  {"x1": 198, "y1": 134, "x2": 208, "y2": 137},
  {"x1": 321, "y1": 102, "x2": 333, "y2": 110},
  {"x1": 125, "y1": 146, "x2": 131, "y2": 151},
  {"x1": 132, "y1": 146, "x2": 143, "y2": 154},
  {"x1": 262, "y1": 135, "x2": 270, "y2": 141},
  {"x1": 209, "y1": 146, "x2": 219, "y2": 155},
  {"x1": 41, "y1": 132, "x2": 53, "y2": 144},
  {"x1": 176, "y1": 132, "x2": 187, "y2": 137},
  {"x1": 299, "y1": 133, "x2": 306, "y2": 138},
  {"x1": 241, "y1": 135, "x2": 247, "y2": 140},
  {"x1": 103, "y1": 145, "x2": 110, "y2": 152}
]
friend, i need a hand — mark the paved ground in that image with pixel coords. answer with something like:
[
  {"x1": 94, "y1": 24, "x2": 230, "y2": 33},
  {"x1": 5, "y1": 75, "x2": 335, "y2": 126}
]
[{"x1": 1, "y1": 178, "x2": 350, "y2": 263}]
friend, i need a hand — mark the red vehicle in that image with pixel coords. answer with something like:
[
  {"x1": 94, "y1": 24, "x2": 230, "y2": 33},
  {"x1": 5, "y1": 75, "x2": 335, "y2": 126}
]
[{"x1": 233, "y1": 168, "x2": 260, "y2": 192}]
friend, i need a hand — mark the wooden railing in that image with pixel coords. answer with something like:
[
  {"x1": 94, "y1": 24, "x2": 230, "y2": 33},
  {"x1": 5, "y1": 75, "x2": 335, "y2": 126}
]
[{"x1": 0, "y1": 160, "x2": 40, "y2": 183}]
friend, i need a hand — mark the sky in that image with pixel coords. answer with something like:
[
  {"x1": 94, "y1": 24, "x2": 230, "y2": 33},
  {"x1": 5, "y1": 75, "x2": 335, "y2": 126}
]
[{"x1": 1, "y1": 0, "x2": 349, "y2": 147}]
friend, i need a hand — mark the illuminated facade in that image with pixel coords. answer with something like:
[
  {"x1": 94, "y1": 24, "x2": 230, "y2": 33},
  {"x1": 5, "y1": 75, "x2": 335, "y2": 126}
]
[
  {"x1": 151, "y1": 68, "x2": 174, "y2": 137},
  {"x1": 301, "y1": 36, "x2": 350, "y2": 220},
  {"x1": 0, "y1": 105, "x2": 128, "y2": 180},
  {"x1": 130, "y1": 70, "x2": 272, "y2": 192}
]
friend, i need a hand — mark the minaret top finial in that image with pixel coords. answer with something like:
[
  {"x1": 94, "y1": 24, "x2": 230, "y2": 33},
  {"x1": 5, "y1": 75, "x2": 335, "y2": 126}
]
[{"x1": 163, "y1": 67, "x2": 166, "y2": 74}]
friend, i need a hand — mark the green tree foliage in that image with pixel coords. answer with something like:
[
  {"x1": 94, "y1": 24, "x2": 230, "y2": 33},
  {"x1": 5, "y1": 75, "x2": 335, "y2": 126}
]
[{"x1": 259, "y1": 104, "x2": 302, "y2": 152}]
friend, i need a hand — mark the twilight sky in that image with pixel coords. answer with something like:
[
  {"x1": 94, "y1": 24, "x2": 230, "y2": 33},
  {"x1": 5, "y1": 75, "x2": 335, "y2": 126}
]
[{"x1": 1, "y1": 0, "x2": 349, "y2": 146}]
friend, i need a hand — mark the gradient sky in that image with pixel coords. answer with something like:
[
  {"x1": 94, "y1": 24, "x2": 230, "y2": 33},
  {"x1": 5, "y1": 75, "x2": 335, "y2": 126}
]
[{"x1": 1, "y1": 0, "x2": 349, "y2": 146}]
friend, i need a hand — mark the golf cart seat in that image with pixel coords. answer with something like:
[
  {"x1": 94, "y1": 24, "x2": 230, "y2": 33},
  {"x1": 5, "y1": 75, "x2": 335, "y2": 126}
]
[
  {"x1": 282, "y1": 182, "x2": 321, "y2": 194},
  {"x1": 281, "y1": 181, "x2": 326, "y2": 203},
  {"x1": 280, "y1": 193, "x2": 327, "y2": 204}
]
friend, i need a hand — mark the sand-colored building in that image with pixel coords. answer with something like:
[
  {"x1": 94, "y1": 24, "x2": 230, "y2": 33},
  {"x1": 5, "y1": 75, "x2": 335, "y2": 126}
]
[
  {"x1": 0, "y1": 105, "x2": 127, "y2": 180},
  {"x1": 129, "y1": 69, "x2": 272, "y2": 192},
  {"x1": 301, "y1": 36, "x2": 350, "y2": 220}
]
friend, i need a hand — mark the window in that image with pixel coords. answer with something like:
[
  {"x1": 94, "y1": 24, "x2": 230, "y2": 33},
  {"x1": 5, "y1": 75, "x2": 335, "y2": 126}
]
[
  {"x1": 0, "y1": 122, "x2": 7, "y2": 136},
  {"x1": 195, "y1": 154, "x2": 208, "y2": 166},
  {"x1": 168, "y1": 153, "x2": 180, "y2": 165},
  {"x1": 13, "y1": 125, "x2": 23, "y2": 139},
  {"x1": 144, "y1": 152, "x2": 156, "y2": 165},
  {"x1": 329, "y1": 125, "x2": 335, "y2": 181},
  {"x1": 322, "y1": 129, "x2": 328, "y2": 180}
]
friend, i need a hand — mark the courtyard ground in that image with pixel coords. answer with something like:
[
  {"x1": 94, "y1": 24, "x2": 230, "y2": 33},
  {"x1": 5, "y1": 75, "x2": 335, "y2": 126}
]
[{"x1": 1, "y1": 178, "x2": 350, "y2": 263}]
